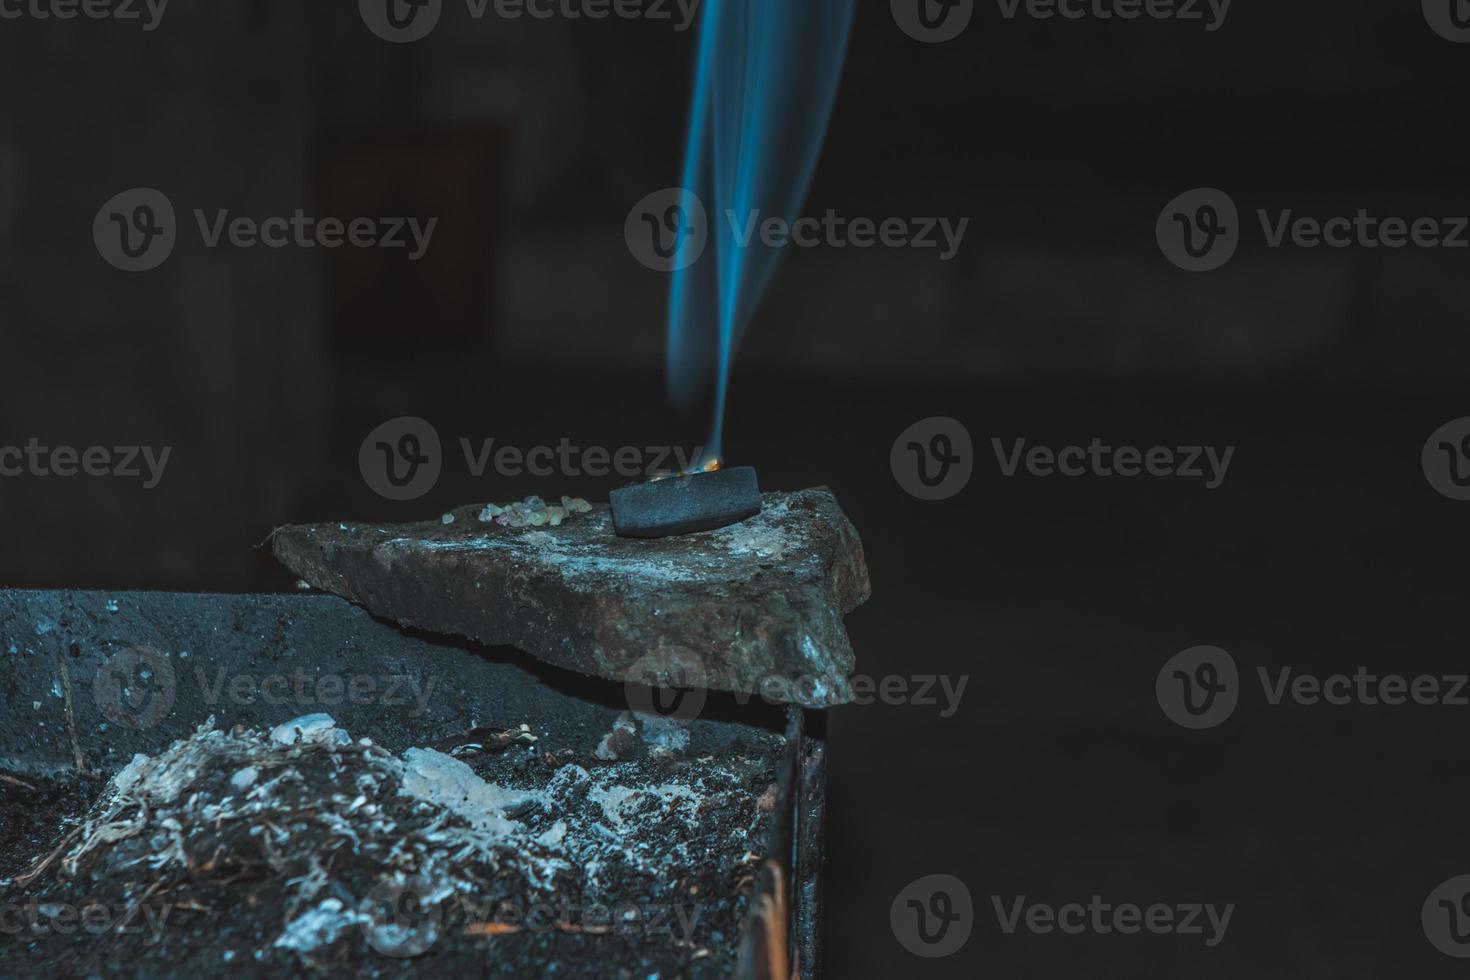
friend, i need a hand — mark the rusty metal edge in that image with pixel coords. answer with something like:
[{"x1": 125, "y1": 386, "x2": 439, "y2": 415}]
[
  {"x1": 735, "y1": 706, "x2": 826, "y2": 980},
  {"x1": 795, "y1": 711, "x2": 827, "y2": 980}
]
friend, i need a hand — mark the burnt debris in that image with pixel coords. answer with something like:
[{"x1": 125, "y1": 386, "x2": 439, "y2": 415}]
[{"x1": 1, "y1": 717, "x2": 779, "y2": 978}]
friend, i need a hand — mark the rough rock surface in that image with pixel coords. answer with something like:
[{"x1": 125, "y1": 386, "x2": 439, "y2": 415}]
[{"x1": 272, "y1": 489, "x2": 870, "y2": 708}]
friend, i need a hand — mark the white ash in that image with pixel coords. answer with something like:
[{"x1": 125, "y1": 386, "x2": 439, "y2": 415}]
[
  {"x1": 399, "y1": 747, "x2": 531, "y2": 838},
  {"x1": 535, "y1": 820, "x2": 568, "y2": 847},
  {"x1": 595, "y1": 711, "x2": 691, "y2": 761},
  {"x1": 637, "y1": 714, "x2": 691, "y2": 758},
  {"x1": 424, "y1": 493, "x2": 825, "y2": 594},
  {"x1": 42, "y1": 714, "x2": 765, "y2": 960},
  {"x1": 274, "y1": 898, "x2": 367, "y2": 953},
  {"x1": 593, "y1": 712, "x2": 639, "y2": 761},
  {"x1": 269, "y1": 712, "x2": 342, "y2": 746},
  {"x1": 712, "y1": 520, "x2": 790, "y2": 559},
  {"x1": 587, "y1": 782, "x2": 699, "y2": 835}
]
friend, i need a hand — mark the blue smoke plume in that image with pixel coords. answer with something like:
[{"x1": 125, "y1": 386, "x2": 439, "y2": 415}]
[{"x1": 665, "y1": 0, "x2": 857, "y2": 462}]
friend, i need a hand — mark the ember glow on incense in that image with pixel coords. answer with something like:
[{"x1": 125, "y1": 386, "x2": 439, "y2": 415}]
[{"x1": 664, "y1": 0, "x2": 857, "y2": 463}]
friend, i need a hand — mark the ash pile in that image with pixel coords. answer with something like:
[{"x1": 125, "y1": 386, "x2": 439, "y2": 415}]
[{"x1": 1, "y1": 714, "x2": 778, "y2": 978}]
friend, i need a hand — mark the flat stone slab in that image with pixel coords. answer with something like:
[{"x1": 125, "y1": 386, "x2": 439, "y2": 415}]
[{"x1": 272, "y1": 488, "x2": 870, "y2": 708}]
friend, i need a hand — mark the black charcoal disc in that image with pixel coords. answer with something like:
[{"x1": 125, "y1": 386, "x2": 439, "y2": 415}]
[{"x1": 610, "y1": 466, "x2": 762, "y2": 538}]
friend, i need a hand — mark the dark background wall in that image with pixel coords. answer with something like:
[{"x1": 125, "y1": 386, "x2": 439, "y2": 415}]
[
  {"x1": 5, "y1": 0, "x2": 1468, "y2": 589},
  {"x1": 3, "y1": 1, "x2": 1470, "y2": 976}
]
